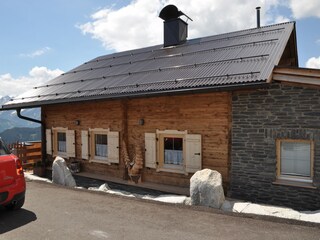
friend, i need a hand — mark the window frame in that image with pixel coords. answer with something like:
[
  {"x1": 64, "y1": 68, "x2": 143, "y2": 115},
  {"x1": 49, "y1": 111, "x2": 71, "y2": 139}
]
[
  {"x1": 276, "y1": 139, "x2": 314, "y2": 184},
  {"x1": 145, "y1": 130, "x2": 202, "y2": 174},
  {"x1": 157, "y1": 130, "x2": 188, "y2": 174},
  {"x1": 94, "y1": 133, "x2": 108, "y2": 159},
  {"x1": 57, "y1": 132, "x2": 67, "y2": 153},
  {"x1": 52, "y1": 127, "x2": 68, "y2": 158},
  {"x1": 89, "y1": 128, "x2": 109, "y2": 163},
  {"x1": 158, "y1": 133, "x2": 185, "y2": 172}
]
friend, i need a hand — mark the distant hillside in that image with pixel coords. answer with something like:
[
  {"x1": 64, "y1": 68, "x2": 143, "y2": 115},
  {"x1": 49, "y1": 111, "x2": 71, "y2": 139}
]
[
  {"x1": 0, "y1": 127, "x2": 41, "y2": 144},
  {"x1": 0, "y1": 96, "x2": 40, "y2": 133}
]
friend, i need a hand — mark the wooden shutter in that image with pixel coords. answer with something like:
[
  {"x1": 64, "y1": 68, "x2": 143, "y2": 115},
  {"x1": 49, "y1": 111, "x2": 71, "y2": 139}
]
[
  {"x1": 145, "y1": 133, "x2": 157, "y2": 169},
  {"x1": 46, "y1": 129, "x2": 52, "y2": 155},
  {"x1": 185, "y1": 134, "x2": 202, "y2": 173},
  {"x1": 66, "y1": 130, "x2": 75, "y2": 158},
  {"x1": 108, "y1": 131, "x2": 119, "y2": 163},
  {"x1": 81, "y1": 130, "x2": 89, "y2": 160}
]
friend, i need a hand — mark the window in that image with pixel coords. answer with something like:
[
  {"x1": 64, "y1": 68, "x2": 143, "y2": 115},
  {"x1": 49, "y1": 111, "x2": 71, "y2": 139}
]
[
  {"x1": 276, "y1": 139, "x2": 314, "y2": 183},
  {"x1": 92, "y1": 132, "x2": 108, "y2": 161},
  {"x1": 95, "y1": 134, "x2": 108, "y2": 158},
  {"x1": 164, "y1": 137, "x2": 183, "y2": 165},
  {"x1": 57, "y1": 132, "x2": 67, "y2": 153},
  {"x1": 81, "y1": 129, "x2": 119, "y2": 164},
  {"x1": 159, "y1": 134, "x2": 184, "y2": 171},
  {"x1": 46, "y1": 128, "x2": 75, "y2": 159},
  {"x1": 145, "y1": 130, "x2": 202, "y2": 174}
]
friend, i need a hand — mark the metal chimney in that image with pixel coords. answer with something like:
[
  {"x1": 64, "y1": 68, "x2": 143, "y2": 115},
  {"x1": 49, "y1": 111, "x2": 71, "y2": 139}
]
[
  {"x1": 159, "y1": 5, "x2": 192, "y2": 47},
  {"x1": 256, "y1": 6, "x2": 261, "y2": 28}
]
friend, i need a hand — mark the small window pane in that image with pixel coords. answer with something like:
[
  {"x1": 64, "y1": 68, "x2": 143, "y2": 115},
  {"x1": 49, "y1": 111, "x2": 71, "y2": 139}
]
[
  {"x1": 95, "y1": 134, "x2": 108, "y2": 157},
  {"x1": 164, "y1": 137, "x2": 183, "y2": 165},
  {"x1": 57, "y1": 132, "x2": 66, "y2": 152},
  {"x1": 280, "y1": 141, "x2": 311, "y2": 177}
]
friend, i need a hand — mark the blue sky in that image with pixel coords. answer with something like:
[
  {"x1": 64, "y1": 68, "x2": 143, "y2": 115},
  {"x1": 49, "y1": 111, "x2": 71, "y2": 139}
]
[{"x1": 0, "y1": 0, "x2": 319, "y2": 97}]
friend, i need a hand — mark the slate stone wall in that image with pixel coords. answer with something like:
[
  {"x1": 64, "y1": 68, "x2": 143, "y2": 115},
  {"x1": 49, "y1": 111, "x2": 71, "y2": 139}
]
[{"x1": 230, "y1": 83, "x2": 320, "y2": 211}]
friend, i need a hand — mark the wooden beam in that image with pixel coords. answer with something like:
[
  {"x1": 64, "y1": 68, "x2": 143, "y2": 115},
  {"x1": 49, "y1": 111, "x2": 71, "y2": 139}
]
[{"x1": 273, "y1": 67, "x2": 320, "y2": 86}]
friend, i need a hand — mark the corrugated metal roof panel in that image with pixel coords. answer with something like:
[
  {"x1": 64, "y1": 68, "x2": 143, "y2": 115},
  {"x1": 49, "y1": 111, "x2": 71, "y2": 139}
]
[{"x1": 2, "y1": 22, "x2": 296, "y2": 110}]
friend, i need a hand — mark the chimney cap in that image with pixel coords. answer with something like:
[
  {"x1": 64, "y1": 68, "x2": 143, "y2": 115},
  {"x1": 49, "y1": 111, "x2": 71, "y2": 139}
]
[{"x1": 159, "y1": 5, "x2": 192, "y2": 21}]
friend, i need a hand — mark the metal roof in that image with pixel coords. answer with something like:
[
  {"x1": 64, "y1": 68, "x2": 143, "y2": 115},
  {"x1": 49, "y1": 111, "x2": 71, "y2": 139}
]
[{"x1": 2, "y1": 21, "x2": 296, "y2": 110}]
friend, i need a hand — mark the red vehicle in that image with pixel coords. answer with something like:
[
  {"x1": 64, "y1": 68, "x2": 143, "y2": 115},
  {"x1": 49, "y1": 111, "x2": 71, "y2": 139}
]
[{"x1": 0, "y1": 138, "x2": 26, "y2": 210}]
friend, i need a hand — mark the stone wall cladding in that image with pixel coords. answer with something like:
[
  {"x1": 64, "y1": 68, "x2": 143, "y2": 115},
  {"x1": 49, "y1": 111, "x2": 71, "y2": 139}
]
[{"x1": 230, "y1": 83, "x2": 320, "y2": 211}]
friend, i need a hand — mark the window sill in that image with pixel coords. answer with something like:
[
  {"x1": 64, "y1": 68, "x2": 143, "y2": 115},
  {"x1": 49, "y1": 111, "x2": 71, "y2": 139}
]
[
  {"x1": 272, "y1": 179, "x2": 317, "y2": 189},
  {"x1": 156, "y1": 167, "x2": 187, "y2": 175},
  {"x1": 89, "y1": 159, "x2": 111, "y2": 165}
]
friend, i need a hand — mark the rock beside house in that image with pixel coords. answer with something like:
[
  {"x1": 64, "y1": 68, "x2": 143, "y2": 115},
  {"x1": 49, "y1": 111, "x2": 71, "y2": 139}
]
[
  {"x1": 190, "y1": 169, "x2": 225, "y2": 209},
  {"x1": 52, "y1": 156, "x2": 76, "y2": 187}
]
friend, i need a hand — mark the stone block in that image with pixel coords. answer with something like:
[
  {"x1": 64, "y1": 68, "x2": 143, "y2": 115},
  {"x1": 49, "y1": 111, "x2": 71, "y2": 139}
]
[
  {"x1": 52, "y1": 156, "x2": 76, "y2": 187},
  {"x1": 190, "y1": 169, "x2": 225, "y2": 209}
]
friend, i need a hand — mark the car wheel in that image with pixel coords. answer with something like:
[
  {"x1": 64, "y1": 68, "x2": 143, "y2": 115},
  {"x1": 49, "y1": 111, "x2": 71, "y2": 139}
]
[{"x1": 5, "y1": 197, "x2": 25, "y2": 211}]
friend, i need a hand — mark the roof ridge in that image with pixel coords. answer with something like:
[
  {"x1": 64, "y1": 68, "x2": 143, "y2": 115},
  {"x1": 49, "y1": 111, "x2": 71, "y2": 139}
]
[{"x1": 83, "y1": 21, "x2": 294, "y2": 64}]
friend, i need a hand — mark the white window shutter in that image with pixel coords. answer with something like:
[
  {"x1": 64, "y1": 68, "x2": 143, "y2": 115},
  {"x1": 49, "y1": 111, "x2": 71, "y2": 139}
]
[
  {"x1": 145, "y1": 133, "x2": 157, "y2": 169},
  {"x1": 66, "y1": 130, "x2": 76, "y2": 158},
  {"x1": 81, "y1": 130, "x2": 89, "y2": 160},
  {"x1": 185, "y1": 134, "x2": 202, "y2": 173},
  {"x1": 46, "y1": 129, "x2": 52, "y2": 155},
  {"x1": 108, "y1": 131, "x2": 119, "y2": 163}
]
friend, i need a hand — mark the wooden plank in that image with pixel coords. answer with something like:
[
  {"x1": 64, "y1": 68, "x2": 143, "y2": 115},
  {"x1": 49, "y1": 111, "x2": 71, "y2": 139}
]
[{"x1": 43, "y1": 91, "x2": 231, "y2": 188}]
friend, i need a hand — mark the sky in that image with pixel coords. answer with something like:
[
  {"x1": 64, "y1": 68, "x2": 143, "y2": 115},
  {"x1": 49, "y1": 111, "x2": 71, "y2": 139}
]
[{"x1": 0, "y1": 0, "x2": 319, "y2": 98}]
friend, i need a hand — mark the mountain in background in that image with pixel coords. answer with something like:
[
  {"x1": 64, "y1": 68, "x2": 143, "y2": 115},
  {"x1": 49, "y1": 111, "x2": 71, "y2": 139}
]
[
  {"x1": 0, "y1": 127, "x2": 41, "y2": 144},
  {"x1": 0, "y1": 96, "x2": 41, "y2": 133}
]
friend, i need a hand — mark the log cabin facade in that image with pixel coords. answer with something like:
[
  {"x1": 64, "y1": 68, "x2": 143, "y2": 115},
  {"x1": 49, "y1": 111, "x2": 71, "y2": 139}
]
[
  {"x1": 42, "y1": 92, "x2": 231, "y2": 189},
  {"x1": 2, "y1": 13, "x2": 320, "y2": 210}
]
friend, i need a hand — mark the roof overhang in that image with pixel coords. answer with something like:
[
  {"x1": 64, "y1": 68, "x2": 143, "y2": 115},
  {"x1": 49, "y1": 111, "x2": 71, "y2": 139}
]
[
  {"x1": 1, "y1": 81, "x2": 269, "y2": 111},
  {"x1": 273, "y1": 66, "x2": 320, "y2": 87}
]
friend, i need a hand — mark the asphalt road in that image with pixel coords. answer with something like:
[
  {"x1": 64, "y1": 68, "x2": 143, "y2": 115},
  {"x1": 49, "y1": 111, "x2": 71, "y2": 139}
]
[{"x1": 1, "y1": 181, "x2": 320, "y2": 240}]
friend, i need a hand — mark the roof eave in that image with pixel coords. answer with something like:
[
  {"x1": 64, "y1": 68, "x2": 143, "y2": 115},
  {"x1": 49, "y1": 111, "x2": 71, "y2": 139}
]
[{"x1": 1, "y1": 81, "x2": 269, "y2": 110}]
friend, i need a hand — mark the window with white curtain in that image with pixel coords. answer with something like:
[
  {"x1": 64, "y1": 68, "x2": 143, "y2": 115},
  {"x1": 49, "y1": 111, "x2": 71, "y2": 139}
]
[
  {"x1": 164, "y1": 137, "x2": 183, "y2": 165},
  {"x1": 145, "y1": 130, "x2": 202, "y2": 174},
  {"x1": 57, "y1": 132, "x2": 67, "y2": 153},
  {"x1": 277, "y1": 139, "x2": 313, "y2": 183},
  {"x1": 95, "y1": 134, "x2": 108, "y2": 158},
  {"x1": 48, "y1": 127, "x2": 75, "y2": 158},
  {"x1": 157, "y1": 131, "x2": 187, "y2": 172},
  {"x1": 82, "y1": 128, "x2": 119, "y2": 164},
  {"x1": 88, "y1": 128, "x2": 110, "y2": 162}
]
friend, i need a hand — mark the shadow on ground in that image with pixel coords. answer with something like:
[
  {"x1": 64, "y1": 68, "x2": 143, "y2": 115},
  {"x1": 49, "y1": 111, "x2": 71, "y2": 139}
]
[
  {"x1": 45, "y1": 171, "x2": 170, "y2": 197},
  {"x1": 73, "y1": 175, "x2": 170, "y2": 196},
  {"x1": 0, "y1": 208, "x2": 37, "y2": 234}
]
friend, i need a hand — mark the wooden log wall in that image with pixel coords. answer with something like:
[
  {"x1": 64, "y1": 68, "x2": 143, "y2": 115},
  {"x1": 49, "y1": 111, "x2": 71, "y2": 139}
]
[{"x1": 43, "y1": 91, "x2": 231, "y2": 188}]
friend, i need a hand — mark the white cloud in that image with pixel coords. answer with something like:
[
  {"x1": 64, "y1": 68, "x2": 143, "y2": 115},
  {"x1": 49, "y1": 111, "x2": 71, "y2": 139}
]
[
  {"x1": 78, "y1": 0, "x2": 287, "y2": 52},
  {"x1": 20, "y1": 47, "x2": 51, "y2": 58},
  {"x1": 0, "y1": 66, "x2": 64, "y2": 98},
  {"x1": 288, "y1": 0, "x2": 320, "y2": 19},
  {"x1": 78, "y1": 0, "x2": 163, "y2": 51},
  {"x1": 306, "y1": 57, "x2": 320, "y2": 69}
]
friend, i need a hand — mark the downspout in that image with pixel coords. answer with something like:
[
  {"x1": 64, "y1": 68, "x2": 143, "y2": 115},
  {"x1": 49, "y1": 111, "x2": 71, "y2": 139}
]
[{"x1": 16, "y1": 108, "x2": 46, "y2": 163}]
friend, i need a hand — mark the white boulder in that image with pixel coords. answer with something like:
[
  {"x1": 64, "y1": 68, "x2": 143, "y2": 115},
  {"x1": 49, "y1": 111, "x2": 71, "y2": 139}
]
[
  {"x1": 190, "y1": 169, "x2": 225, "y2": 209},
  {"x1": 52, "y1": 156, "x2": 76, "y2": 187}
]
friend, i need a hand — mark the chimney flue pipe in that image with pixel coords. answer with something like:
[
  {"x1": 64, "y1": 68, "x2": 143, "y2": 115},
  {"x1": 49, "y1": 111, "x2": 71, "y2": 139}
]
[{"x1": 256, "y1": 6, "x2": 261, "y2": 28}]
